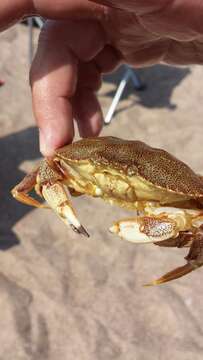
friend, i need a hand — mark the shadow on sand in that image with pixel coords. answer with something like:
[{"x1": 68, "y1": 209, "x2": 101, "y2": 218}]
[
  {"x1": 0, "y1": 127, "x2": 40, "y2": 250},
  {"x1": 102, "y1": 64, "x2": 191, "y2": 114}
]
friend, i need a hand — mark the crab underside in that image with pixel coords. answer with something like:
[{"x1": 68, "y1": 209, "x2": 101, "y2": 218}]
[{"x1": 11, "y1": 137, "x2": 203, "y2": 286}]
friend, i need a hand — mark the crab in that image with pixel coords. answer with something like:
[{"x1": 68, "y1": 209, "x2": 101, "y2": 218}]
[{"x1": 11, "y1": 136, "x2": 203, "y2": 286}]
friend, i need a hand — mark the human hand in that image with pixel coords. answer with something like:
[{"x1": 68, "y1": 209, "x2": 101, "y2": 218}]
[
  {"x1": 2, "y1": 0, "x2": 203, "y2": 156},
  {"x1": 30, "y1": 18, "x2": 120, "y2": 156},
  {"x1": 92, "y1": 0, "x2": 203, "y2": 66},
  {"x1": 0, "y1": 1, "x2": 121, "y2": 156}
]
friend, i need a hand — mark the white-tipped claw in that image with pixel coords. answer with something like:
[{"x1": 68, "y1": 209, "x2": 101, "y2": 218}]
[
  {"x1": 110, "y1": 216, "x2": 177, "y2": 244},
  {"x1": 110, "y1": 221, "x2": 156, "y2": 243},
  {"x1": 61, "y1": 203, "x2": 89, "y2": 237},
  {"x1": 42, "y1": 182, "x2": 89, "y2": 237},
  {"x1": 70, "y1": 224, "x2": 89, "y2": 237}
]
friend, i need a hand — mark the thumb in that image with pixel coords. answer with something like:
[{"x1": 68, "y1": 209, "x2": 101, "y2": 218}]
[{"x1": 0, "y1": 0, "x2": 107, "y2": 32}]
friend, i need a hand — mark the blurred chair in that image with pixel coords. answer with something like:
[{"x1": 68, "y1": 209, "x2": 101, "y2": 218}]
[
  {"x1": 28, "y1": 17, "x2": 44, "y2": 64},
  {"x1": 104, "y1": 66, "x2": 145, "y2": 124}
]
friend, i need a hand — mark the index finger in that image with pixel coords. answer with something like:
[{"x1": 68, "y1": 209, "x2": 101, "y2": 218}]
[{"x1": 30, "y1": 19, "x2": 106, "y2": 157}]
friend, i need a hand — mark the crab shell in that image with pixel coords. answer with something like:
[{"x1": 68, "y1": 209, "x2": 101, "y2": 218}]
[{"x1": 54, "y1": 136, "x2": 203, "y2": 205}]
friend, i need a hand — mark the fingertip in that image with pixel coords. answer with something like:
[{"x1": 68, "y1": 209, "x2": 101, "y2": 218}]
[
  {"x1": 39, "y1": 125, "x2": 74, "y2": 157},
  {"x1": 30, "y1": 27, "x2": 78, "y2": 156},
  {"x1": 39, "y1": 129, "x2": 55, "y2": 157},
  {"x1": 39, "y1": 121, "x2": 74, "y2": 157},
  {"x1": 36, "y1": 98, "x2": 75, "y2": 157}
]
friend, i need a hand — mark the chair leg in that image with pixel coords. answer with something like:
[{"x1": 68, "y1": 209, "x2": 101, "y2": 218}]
[{"x1": 104, "y1": 66, "x2": 145, "y2": 125}]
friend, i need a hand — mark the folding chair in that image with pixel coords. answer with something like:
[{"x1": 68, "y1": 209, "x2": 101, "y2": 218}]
[{"x1": 104, "y1": 66, "x2": 144, "y2": 124}]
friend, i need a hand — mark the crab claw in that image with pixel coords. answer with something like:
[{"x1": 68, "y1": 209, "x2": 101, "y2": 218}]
[
  {"x1": 42, "y1": 182, "x2": 89, "y2": 237},
  {"x1": 110, "y1": 215, "x2": 177, "y2": 243}
]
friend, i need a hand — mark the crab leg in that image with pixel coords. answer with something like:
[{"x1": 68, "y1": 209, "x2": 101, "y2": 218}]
[
  {"x1": 145, "y1": 229, "x2": 203, "y2": 286},
  {"x1": 11, "y1": 168, "x2": 46, "y2": 208},
  {"x1": 145, "y1": 263, "x2": 196, "y2": 286},
  {"x1": 41, "y1": 181, "x2": 89, "y2": 237},
  {"x1": 110, "y1": 209, "x2": 203, "y2": 285}
]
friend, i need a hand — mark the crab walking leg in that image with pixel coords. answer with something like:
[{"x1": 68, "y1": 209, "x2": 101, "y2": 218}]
[
  {"x1": 144, "y1": 263, "x2": 197, "y2": 286},
  {"x1": 11, "y1": 168, "x2": 46, "y2": 208},
  {"x1": 145, "y1": 230, "x2": 203, "y2": 286},
  {"x1": 42, "y1": 182, "x2": 89, "y2": 237}
]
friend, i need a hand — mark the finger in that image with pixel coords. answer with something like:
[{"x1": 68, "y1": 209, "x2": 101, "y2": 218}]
[
  {"x1": 32, "y1": 0, "x2": 107, "y2": 21},
  {"x1": 77, "y1": 46, "x2": 121, "y2": 91},
  {"x1": 0, "y1": 0, "x2": 107, "y2": 32},
  {"x1": 123, "y1": 39, "x2": 170, "y2": 66},
  {"x1": 30, "y1": 20, "x2": 106, "y2": 156},
  {"x1": 30, "y1": 31, "x2": 78, "y2": 156},
  {"x1": 119, "y1": 37, "x2": 203, "y2": 66},
  {"x1": 139, "y1": 1, "x2": 203, "y2": 41},
  {"x1": 73, "y1": 46, "x2": 120, "y2": 137},
  {"x1": 93, "y1": 0, "x2": 203, "y2": 39},
  {"x1": 41, "y1": 19, "x2": 106, "y2": 62},
  {"x1": 74, "y1": 62, "x2": 103, "y2": 137},
  {"x1": 164, "y1": 39, "x2": 203, "y2": 65},
  {"x1": 78, "y1": 61, "x2": 102, "y2": 91},
  {"x1": 90, "y1": 0, "x2": 167, "y2": 14},
  {"x1": 94, "y1": 45, "x2": 121, "y2": 73},
  {"x1": 73, "y1": 89, "x2": 103, "y2": 137}
]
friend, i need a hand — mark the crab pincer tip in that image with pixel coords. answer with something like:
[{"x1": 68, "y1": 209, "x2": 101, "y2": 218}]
[
  {"x1": 109, "y1": 225, "x2": 117, "y2": 234},
  {"x1": 70, "y1": 224, "x2": 90, "y2": 237},
  {"x1": 79, "y1": 225, "x2": 90, "y2": 238}
]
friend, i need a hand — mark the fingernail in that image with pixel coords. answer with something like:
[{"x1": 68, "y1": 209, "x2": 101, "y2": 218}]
[{"x1": 39, "y1": 129, "x2": 55, "y2": 157}]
